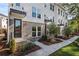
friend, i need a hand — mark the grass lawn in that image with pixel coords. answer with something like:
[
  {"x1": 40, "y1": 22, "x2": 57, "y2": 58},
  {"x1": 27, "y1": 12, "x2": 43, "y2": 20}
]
[{"x1": 50, "y1": 38, "x2": 79, "y2": 56}]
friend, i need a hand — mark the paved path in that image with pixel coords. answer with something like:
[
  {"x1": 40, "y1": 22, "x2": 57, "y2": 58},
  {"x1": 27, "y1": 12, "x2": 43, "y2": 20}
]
[{"x1": 27, "y1": 36, "x2": 79, "y2": 56}]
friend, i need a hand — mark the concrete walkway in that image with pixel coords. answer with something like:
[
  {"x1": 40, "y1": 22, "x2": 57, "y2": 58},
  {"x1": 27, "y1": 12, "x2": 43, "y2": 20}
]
[{"x1": 27, "y1": 36, "x2": 79, "y2": 56}]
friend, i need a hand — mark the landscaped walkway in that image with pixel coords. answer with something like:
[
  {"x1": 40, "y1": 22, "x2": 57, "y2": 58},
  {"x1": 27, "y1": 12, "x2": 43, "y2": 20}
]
[{"x1": 27, "y1": 36, "x2": 79, "y2": 56}]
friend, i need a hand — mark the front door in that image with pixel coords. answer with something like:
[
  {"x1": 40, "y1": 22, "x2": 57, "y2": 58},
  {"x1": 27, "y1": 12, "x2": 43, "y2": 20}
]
[{"x1": 14, "y1": 18, "x2": 22, "y2": 38}]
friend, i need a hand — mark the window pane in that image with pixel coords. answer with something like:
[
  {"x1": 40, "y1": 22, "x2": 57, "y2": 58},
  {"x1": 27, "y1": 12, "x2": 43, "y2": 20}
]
[
  {"x1": 58, "y1": 9, "x2": 60, "y2": 15},
  {"x1": 37, "y1": 14, "x2": 41, "y2": 18},
  {"x1": 32, "y1": 12, "x2": 36, "y2": 17},
  {"x1": 16, "y1": 3, "x2": 20, "y2": 6},
  {"x1": 50, "y1": 4, "x2": 54, "y2": 11},
  {"x1": 38, "y1": 32, "x2": 41, "y2": 36},
  {"x1": 32, "y1": 7, "x2": 36, "y2": 17},
  {"x1": 9, "y1": 19, "x2": 13, "y2": 26},
  {"x1": 50, "y1": 4, "x2": 52, "y2": 10},
  {"x1": 38, "y1": 27, "x2": 41, "y2": 31},
  {"x1": 61, "y1": 10, "x2": 62, "y2": 16},
  {"x1": 32, "y1": 32, "x2": 36, "y2": 37},
  {"x1": 37, "y1": 9, "x2": 41, "y2": 18},
  {"x1": 32, "y1": 27, "x2": 36, "y2": 31},
  {"x1": 32, "y1": 7, "x2": 36, "y2": 12}
]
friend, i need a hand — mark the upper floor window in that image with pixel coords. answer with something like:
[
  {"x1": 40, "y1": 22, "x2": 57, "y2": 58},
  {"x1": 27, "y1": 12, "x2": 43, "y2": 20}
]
[
  {"x1": 11, "y1": 4, "x2": 13, "y2": 7},
  {"x1": 58, "y1": 9, "x2": 60, "y2": 15},
  {"x1": 16, "y1": 3, "x2": 20, "y2": 6},
  {"x1": 44, "y1": 4, "x2": 47, "y2": 8},
  {"x1": 50, "y1": 4, "x2": 54, "y2": 11},
  {"x1": 37, "y1": 9, "x2": 41, "y2": 19},
  {"x1": 53, "y1": 17, "x2": 54, "y2": 22},
  {"x1": 32, "y1": 7, "x2": 36, "y2": 17},
  {"x1": 66, "y1": 15, "x2": 67, "y2": 19},
  {"x1": 63, "y1": 12, "x2": 64, "y2": 17},
  {"x1": 22, "y1": 7, "x2": 24, "y2": 10},
  {"x1": 61, "y1": 10, "x2": 62, "y2": 16}
]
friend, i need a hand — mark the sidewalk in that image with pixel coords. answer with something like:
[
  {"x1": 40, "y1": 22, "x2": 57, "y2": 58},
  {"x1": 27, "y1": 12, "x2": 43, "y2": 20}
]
[{"x1": 27, "y1": 36, "x2": 79, "y2": 56}]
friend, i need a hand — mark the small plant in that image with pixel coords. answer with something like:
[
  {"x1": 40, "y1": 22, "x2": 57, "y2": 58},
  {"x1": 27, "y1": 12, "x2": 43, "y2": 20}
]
[{"x1": 9, "y1": 38, "x2": 16, "y2": 54}]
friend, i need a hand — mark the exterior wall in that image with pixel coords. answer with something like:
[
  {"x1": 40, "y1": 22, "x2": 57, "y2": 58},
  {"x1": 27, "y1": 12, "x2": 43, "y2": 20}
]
[
  {"x1": 9, "y1": 3, "x2": 68, "y2": 24},
  {"x1": 0, "y1": 15, "x2": 7, "y2": 29},
  {"x1": 2, "y1": 17, "x2": 7, "y2": 29}
]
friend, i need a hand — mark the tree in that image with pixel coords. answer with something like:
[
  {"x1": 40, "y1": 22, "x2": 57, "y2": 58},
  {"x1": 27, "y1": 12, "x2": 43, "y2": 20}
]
[
  {"x1": 63, "y1": 3, "x2": 79, "y2": 32},
  {"x1": 48, "y1": 22, "x2": 60, "y2": 37},
  {"x1": 63, "y1": 26, "x2": 73, "y2": 37}
]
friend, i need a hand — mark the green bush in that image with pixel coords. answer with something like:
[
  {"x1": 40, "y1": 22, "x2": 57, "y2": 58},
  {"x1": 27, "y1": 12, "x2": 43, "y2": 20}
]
[
  {"x1": 41, "y1": 35, "x2": 47, "y2": 41},
  {"x1": 9, "y1": 39, "x2": 16, "y2": 53},
  {"x1": 63, "y1": 26, "x2": 73, "y2": 37},
  {"x1": 21, "y1": 43, "x2": 35, "y2": 52}
]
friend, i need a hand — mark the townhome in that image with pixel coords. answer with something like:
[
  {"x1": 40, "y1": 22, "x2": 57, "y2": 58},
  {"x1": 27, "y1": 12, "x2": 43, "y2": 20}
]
[
  {"x1": 8, "y1": 3, "x2": 68, "y2": 43},
  {"x1": 0, "y1": 13, "x2": 7, "y2": 34}
]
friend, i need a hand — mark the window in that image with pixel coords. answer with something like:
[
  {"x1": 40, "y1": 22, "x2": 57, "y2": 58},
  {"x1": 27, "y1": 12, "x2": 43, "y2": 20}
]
[
  {"x1": 37, "y1": 27, "x2": 41, "y2": 36},
  {"x1": 14, "y1": 19, "x2": 22, "y2": 38},
  {"x1": 61, "y1": 10, "x2": 62, "y2": 16},
  {"x1": 63, "y1": 12, "x2": 64, "y2": 17},
  {"x1": 16, "y1": 3, "x2": 20, "y2": 6},
  {"x1": 58, "y1": 19, "x2": 60, "y2": 23},
  {"x1": 44, "y1": 4, "x2": 47, "y2": 8},
  {"x1": 9, "y1": 19, "x2": 13, "y2": 26},
  {"x1": 50, "y1": 4, "x2": 54, "y2": 11},
  {"x1": 65, "y1": 13, "x2": 67, "y2": 19},
  {"x1": 53, "y1": 17, "x2": 54, "y2": 22},
  {"x1": 66, "y1": 15, "x2": 67, "y2": 19},
  {"x1": 22, "y1": 7, "x2": 24, "y2": 10},
  {"x1": 37, "y1": 9, "x2": 41, "y2": 18},
  {"x1": 52, "y1": 5, "x2": 54, "y2": 11},
  {"x1": 61, "y1": 20, "x2": 63, "y2": 24},
  {"x1": 12, "y1": 4, "x2": 13, "y2": 7},
  {"x1": 32, "y1": 26, "x2": 36, "y2": 37},
  {"x1": 32, "y1": 7, "x2": 36, "y2": 17},
  {"x1": 58, "y1": 9, "x2": 60, "y2": 15}
]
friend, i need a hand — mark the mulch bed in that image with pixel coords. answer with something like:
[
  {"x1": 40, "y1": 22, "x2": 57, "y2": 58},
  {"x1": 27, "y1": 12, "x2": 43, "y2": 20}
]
[
  {"x1": 73, "y1": 32, "x2": 79, "y2": 36},
  {"x1": 56, "y1": 36, "x2": 70, "y2": 40},
  {"x1": 14, "y1": 45, "x2": 41, "y2": 56},
  {"x1": 39, "y1": 38, "x2": 63, "y2": 45},
  {"x1": 0, "y1": 50, "x2": 10, "y2": 56}
]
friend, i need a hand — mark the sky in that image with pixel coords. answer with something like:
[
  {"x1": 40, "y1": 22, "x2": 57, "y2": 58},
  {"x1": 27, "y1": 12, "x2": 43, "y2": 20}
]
[{"x1": 0, "y1": 3, "x2": 8, "y2": 16}]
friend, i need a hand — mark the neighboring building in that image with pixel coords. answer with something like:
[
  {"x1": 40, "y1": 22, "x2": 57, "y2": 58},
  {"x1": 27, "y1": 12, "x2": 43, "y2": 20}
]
[
  {"x1": 0, "y1": 13, "x2": 7, "y2": 34},
  {"x1": 8, "y1": 3, "x2": 68, "y2": 43}
]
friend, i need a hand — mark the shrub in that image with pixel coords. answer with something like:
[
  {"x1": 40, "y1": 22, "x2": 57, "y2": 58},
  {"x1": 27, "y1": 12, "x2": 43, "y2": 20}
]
[
  {"x1": 63, "y1": 26, "x2": 73, "y2": 37},
  {"x1": 39, "y1": 35, "x2": 47, "y2": 41},
  {"x1": 9, "y1": 38, "x2": 16, "y2": 54}
]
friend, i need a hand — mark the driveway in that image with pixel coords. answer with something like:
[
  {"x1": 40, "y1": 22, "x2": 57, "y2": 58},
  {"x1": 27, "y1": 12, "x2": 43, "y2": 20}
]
[{"x1": 27, "y1": 36, "x2": 79, "y2": 56}]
